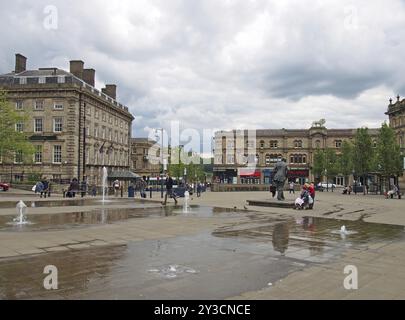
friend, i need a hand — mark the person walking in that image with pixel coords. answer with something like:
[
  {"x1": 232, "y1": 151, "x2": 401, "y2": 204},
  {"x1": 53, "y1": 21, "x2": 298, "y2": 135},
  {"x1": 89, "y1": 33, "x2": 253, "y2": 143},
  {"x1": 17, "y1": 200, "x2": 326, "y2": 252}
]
[
  {"x1": 91, "y1": 184, "x2": 97, "y2": 197},
  {"x1": 162, "y1": 173, "x2": 178, "y2": 205},
  {"x1": 35, "y1": 180, "x2": 44, "y2": 197},
  {"x1": 80, "y1": 178, "x2": 88, "y2": 198},
  {"x1": 289, "y1": 181, "x2": 295, "y2": 194},
  {"x1": 197, "y1": 182, "x2": 202, "y2": 197},
  {"x1": 40, "y1": 178, "x2": 49, "y2": 198},
  {"x1": 68, "y1": 178, "x2": 79, "y2": 198},
  {"x1": 113, "y1": 179, "x2": 120, "y2": 197}
]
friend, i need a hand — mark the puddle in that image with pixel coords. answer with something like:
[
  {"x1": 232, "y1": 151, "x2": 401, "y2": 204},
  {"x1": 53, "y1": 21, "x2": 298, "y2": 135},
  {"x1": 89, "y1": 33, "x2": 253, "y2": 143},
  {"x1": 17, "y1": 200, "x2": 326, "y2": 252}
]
[
  {"x1": 0, "y1": 199, "x2": 148, "y2": 209},
  {"x1": 213, "y1": 216, "x2": 405, "y2": 261},
  {"x1": 0, "y1": 205, "x2": 235, "y2": 232},
  {"x1": 0, "y1": 233, "x2": 304, "y2": 299},
  {"x1": 0, "y1": 214, "x2": 404, "y2": 299}
]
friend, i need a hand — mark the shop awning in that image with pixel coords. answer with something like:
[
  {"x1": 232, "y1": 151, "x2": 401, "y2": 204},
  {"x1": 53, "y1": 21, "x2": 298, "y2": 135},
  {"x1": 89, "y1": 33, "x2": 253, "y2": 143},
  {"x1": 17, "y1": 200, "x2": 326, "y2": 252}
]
[{"x1": 239, "y1": 169, "x2": 261, "y2": 177}]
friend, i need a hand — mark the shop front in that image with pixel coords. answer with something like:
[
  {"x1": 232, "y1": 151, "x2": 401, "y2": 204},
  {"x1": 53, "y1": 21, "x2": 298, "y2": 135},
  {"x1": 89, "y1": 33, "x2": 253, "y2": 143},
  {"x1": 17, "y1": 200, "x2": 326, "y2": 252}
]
[
  {"x1": 239, "y1": 168, "x2": 261, "y2": 184},
  {"x1": 214, "y1": 168, "x2": 237, "y2": 184},
  {"x1": 288, "y1": 169, "x2": 309, "y2": 185},
  {"x1": 263, "y1": 169, "x2": 273, "y2": 185}
]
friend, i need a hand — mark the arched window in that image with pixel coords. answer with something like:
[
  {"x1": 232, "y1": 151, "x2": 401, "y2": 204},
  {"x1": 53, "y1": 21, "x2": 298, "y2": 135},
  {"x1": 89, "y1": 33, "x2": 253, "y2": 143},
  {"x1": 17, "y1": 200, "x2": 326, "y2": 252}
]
[
  {"x1": 290, "y1": 154, "x2": 307, "y2": 164},
  {"x1": 294, "y1": 140, "x2": 303, "y2": 148},
  {"x1": 260, "y1": 140, "x2": 265, "y2": 148},
  {"x1": 315, "y1": 140, "x2": 321, "y2": 148}
]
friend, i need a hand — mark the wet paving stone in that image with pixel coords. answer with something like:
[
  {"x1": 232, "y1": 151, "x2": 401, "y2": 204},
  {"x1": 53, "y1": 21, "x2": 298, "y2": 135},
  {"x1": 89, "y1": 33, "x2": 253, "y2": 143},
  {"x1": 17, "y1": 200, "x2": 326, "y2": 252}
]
[{"x1": 0, "y1": 205, "x2": 404, "y2": 299}]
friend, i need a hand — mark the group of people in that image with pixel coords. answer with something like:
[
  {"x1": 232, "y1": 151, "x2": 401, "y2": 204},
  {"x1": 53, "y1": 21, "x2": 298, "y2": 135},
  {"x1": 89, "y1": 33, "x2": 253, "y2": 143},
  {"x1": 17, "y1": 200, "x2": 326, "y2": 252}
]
[
  {"x1": 34, "y1": 178, "x2": 52, "y2": 198},
  {"x1": 294, "y1": 183, "x2": 316, "y2": 210},
  {"x1": 386, "y1": 184, "x2": 401, "y2": 199}
]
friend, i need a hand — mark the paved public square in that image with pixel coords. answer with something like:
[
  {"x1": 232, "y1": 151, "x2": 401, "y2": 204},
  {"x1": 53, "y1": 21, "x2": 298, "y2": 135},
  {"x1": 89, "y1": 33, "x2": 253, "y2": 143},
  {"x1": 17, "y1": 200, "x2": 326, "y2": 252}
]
[{"x1": 0, "y1": 188, "x2": 404, "y2": 299}]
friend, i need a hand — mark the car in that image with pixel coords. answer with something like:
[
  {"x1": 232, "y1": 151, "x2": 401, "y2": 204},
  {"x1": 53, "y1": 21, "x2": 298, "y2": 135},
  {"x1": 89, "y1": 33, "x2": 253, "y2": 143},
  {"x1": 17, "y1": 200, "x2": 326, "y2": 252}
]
[
  {"x1": 0, "y1": 182, "x2": 10, "y2": 191},
  {"x1": 317, "y1": 182, "x2": 337, "y2": 189}
]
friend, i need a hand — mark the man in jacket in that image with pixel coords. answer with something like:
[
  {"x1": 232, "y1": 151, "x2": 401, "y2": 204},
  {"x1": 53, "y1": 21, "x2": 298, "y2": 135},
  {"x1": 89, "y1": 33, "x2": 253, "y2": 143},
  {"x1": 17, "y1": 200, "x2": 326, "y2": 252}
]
[{"x1": 162, "y1": 173, "x2": 178, "y2": 205}]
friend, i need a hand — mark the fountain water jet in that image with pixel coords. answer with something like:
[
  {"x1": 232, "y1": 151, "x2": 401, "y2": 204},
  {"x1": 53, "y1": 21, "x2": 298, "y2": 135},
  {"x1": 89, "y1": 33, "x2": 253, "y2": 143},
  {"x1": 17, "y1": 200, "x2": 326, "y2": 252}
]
[
  {"x1": 102, "y1": 166, "x2": 108, "y2": 204},
  {"x1": 13, "y1": 200, "x2": 28, "y2": 225},
  {"x1": 183, "y1": 191, "x2": 190, "y2": 213}
]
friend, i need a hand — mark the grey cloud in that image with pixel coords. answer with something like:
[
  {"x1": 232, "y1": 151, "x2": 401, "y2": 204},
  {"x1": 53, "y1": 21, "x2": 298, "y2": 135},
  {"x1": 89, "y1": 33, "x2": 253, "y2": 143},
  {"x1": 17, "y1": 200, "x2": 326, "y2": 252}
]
[{"x1": 0, "y1": 0, "x2": 404, "y2": 141}]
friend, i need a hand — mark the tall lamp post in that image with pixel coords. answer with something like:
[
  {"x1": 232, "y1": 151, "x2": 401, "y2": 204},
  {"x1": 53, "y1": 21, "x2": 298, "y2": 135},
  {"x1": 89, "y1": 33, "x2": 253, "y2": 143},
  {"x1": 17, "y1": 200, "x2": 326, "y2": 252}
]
[
  {"x1": 179, "y1": 145, "x2": 184, "y2": 183},
  {"x1": 155, "y1": 128, "x2": 164, "y2": 198}
]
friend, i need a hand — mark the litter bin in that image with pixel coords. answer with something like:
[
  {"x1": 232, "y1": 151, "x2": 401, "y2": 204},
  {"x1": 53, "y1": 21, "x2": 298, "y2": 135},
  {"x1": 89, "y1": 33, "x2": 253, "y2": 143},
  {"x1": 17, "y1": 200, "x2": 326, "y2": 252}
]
[{"x1": 128, "y1": 186, "x2": 135, "y2": 198}]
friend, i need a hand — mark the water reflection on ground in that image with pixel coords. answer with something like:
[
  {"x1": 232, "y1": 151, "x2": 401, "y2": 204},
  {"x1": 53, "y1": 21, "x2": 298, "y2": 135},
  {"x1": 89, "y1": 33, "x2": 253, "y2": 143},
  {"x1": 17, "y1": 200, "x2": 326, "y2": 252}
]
[{"x1": 0, "y1": 205, "x2": 235, "y2": 232}]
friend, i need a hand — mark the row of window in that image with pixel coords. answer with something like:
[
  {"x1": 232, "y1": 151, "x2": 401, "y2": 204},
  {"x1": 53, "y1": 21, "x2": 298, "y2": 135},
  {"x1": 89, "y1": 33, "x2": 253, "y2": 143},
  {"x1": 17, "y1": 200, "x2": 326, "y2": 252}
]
[
  {"x1": 216, "y1": 153, "x2": 308, "y2": 165},
  {"x1": 16, "y1": 101, "x2": 128, "y2": 129},
  {"x1": 87, "y1": 149, "x2": 128, "y2": 166},
  {"x1": 16, "y1": 118, "x2": 63, "y2": 133},
  {"x1": 224, "y1": 140, "x2": 281, "y2": 149},
  {"x1": 15, "y1": 118, "x2": 128, "y2": 143},
  {"x1": 221, "y1": 140, "x2": 344, "y2": 149},
  {"x1": 16, "y1": 100, "x2": 63, "y2": 110},
  {"x1": 13, "y1": 145, "x2": 129, "y2": 166},
  {"x1": 94, "y1": 110, "x2": 125, "y2": 128},
  {"x1": 89, "y1": 125, "x2": 128, "y2": 144},
  {"x1": 13, "y1": 145, "x2": 62, "y2": 164}
]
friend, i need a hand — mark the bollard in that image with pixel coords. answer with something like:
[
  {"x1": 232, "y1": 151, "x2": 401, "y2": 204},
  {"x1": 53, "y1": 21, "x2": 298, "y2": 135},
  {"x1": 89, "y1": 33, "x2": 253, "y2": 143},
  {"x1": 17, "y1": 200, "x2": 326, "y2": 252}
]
[{"x1": 150, "y1": 187, "x2": 152, "y2": 198}]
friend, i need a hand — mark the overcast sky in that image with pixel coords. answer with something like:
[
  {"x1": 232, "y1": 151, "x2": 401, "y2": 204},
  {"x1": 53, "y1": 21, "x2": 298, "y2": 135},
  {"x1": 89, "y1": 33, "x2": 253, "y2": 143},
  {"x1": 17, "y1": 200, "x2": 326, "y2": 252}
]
[{"x1": 1, "y1": 0, "x2": 404, "y2": 145}]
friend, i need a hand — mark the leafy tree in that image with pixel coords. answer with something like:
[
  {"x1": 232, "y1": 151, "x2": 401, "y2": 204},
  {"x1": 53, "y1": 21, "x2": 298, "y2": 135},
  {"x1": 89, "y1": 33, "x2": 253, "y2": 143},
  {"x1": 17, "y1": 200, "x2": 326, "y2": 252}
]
[
  {"x1": 312, "y1": 148, "x2": 324, "y2": 181},
  {"x1": 339, "y1": 140, "x2": 354, "y2": 185},
  {"x1": 324, "y1": 148, "x2": 339, "y2": 187},
  {"x1": 352, "y1": 127, "x2": 374, "y2": 194},
  {"x1": 168, "y1": 147, "x2": 206, "y2": 183},
  {"x1": 375, "y1": 123, "x2": 403, "y2": 190},
  {"x1": 0, "y1": 90, "x2": 34, "y2": 168},
  {"x1": 312, "y1": 147, "x2": 339, "y2": 190}
]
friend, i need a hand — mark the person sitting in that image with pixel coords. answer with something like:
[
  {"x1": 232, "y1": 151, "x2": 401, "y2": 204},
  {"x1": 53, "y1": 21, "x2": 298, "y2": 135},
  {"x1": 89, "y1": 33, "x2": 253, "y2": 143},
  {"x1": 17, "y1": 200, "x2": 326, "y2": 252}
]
[
  {"x1": 343, "y1": 186, "x2": 348, "y2": 194},
  {"x1": 297, "y1": 184, "x2": 310, "y2": 210}
]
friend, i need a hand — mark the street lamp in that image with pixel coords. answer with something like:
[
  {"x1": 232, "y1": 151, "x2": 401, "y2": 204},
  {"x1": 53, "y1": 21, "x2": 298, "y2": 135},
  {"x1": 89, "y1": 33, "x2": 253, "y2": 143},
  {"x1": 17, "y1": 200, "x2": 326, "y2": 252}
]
[
  {"x1": 155, "y1": 128, "x2": 164, "y2": 198},
  {"x1": 179, "y1": 145, "x2": 184, "y2": 182},
  {"x1": 184, "y1": 167, "x2": 187, "y2": 185}
]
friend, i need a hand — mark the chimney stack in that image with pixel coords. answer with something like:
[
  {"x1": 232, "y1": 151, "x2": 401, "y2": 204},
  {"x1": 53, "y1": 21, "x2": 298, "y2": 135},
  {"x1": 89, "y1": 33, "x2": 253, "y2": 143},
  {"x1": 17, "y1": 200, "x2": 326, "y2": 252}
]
[
  {"x1": 83, "y1": 68, "x2": 95, "y2": 87},
  {"x1": 103, "y1": 84, "x2": 117, "y2": 100},
  {"x1": 69, "y1": 60, "x2": 84, "y2": 79},
  {"x1": 15, "y1": 53, "x2": 27, "y2": 73}
]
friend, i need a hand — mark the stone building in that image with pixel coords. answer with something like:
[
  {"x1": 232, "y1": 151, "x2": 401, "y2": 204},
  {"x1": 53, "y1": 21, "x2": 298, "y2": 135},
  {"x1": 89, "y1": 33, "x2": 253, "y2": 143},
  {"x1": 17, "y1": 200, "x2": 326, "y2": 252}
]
[
  {"x1": 213, "y1": 122, "x2": 379, "y2": 188},
  {"x1": 130, "y1": 138, "x2": 160, "y2": 178},
  {"x1": 0, "y1": 53, "x2": 134, "y2": 186},
  {"x1": 386, "y1": 95, "x2": 405, "y2": 184}
]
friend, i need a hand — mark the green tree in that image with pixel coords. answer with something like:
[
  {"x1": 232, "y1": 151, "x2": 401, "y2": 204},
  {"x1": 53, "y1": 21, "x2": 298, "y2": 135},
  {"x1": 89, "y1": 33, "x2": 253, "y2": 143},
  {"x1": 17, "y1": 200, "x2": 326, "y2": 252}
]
[
  {"x1": 375, "y1": 123, "x2": 403, "y2": 190},
  {"x1": 352, "y1": 127, "x2": 374, "y2": 194},
  {"x1": 324, "y1": 148, "x2": 339, "y2": 189},
  {"x1": 0, "y1": 90, "x2": 34, "y2": 168},
  {"x1": 312, "y1": 148, "x2": 325, "y2": 182},
  {"x1": 339, "y1": 140, "x2": 354, "y2": 185},
  {"x1": 168, "y1": 147, "x2": 206, "y2": 183}
]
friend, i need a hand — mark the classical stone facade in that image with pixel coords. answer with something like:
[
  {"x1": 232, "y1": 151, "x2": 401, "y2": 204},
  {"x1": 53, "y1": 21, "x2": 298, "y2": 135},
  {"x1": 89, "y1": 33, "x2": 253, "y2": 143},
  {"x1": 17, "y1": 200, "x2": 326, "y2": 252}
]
[
  {"x1": 386, "y1": 95, "x2": 405, "y2": 185},
  {"x1": 213, "y1": 124, "x2": 379, "y2": 187},
  {"x1": 0, "y1": 54, "x2": 134, "y2": 186},
  {"x1": 130, "y1": 138, "x2": 160, "y2": 178}
]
